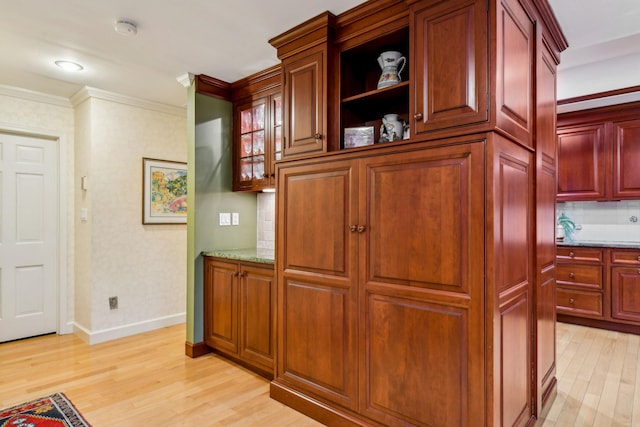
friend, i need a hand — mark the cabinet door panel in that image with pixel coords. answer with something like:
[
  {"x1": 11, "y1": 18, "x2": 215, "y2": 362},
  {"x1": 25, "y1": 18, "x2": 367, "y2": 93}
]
[
  {"x1": 612, "y1": 119, "x2": 640, "y2": 199},
  {"x1": 557, "y1": 124, "x2": 607, "y2": 201},
  {"x1": 283, "y1": 50, "x2": 324, "y2": 157},
  {"x1": 362, "y1": 291, "x2": 469, "y2": 426},
  {"x1": 496, "y1": 0, "x2": 534, "y2": 145},
  {"x1": 611, "y1": 267, "x2": 640, "y2": 322},
  {"x1": 204, "y1": 260, "x2": 238, "y2": 354},
  {"x1": 240, "y1": 265, "x2": 275, "y2": 371},
  {"x1": 413, "y1": 0, "x2": 488, "y2": 134},
  {"x1": 279, "y1": 161, "x2": 356, "y2": 277},
  {"x1": 280, "y1": 278, "x2": 356, "y2": 408},
  {"x1": 363, "y1": 143, "x2": 484, "y2": 293}
]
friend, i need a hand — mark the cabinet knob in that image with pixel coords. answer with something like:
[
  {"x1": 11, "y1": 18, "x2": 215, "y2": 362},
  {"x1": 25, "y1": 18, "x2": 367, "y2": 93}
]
[
  {"x1": 569, "y1": 251, "x2": 575, "y2": 258},
  {"x1": 637, "y1": 255, "x2": 640, "y2": 261},
  {"x1": 414, "y1": 113, "x2": 423, "y2": 120},
  {"x1": 569, "y1": 272, "x2": 575, "y2": 279},
  {"x1": 349, "y1": 225, "x2": 357, "y2": 232},
  {"x1": 357, "y1": 225, "x2": 366, "y2": 233},
  {"x1": 569, "y1": 298, "x2": 575, "y2": 305},
  {"x1": 314, "y1": 133, "x2": 322, "y2": 140}
]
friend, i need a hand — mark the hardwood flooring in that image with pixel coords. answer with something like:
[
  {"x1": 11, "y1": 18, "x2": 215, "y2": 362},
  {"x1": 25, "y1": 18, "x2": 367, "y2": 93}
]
[
  {"x1": 0, "y1": 324, "x2": 321, "y2": 426},
  {"x1": 1, "y1": 321, "x2": 637, "y2": 426}
]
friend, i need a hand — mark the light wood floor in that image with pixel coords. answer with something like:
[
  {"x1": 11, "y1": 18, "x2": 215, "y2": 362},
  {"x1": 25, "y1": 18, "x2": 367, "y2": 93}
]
[
  {"x1": 1, "y1": 322, "x2": 637, "y2": 427},
  {"x1": 0, "y1": 324, "x2": 322, "y2": 426}
]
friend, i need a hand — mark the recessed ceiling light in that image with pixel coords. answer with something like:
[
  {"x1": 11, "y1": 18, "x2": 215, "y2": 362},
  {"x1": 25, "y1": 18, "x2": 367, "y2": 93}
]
[{"x1": 55, "y1": 60, "x2": 84, "y2": 72}]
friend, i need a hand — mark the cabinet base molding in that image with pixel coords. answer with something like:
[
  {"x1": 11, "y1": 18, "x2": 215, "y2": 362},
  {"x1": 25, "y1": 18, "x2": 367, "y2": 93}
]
[
  {"x1": 557, "y1": 315, "x2": 640, "y2": 335},
  {"x1": 270, "y1": 381, "x2": 382, "y2": 427},
  {"x1": 184, "y1": 341, "x2": 211, "y2": 358},
  {"x1": 210, "y1": 347, "x2": 273, "y2": 380}
]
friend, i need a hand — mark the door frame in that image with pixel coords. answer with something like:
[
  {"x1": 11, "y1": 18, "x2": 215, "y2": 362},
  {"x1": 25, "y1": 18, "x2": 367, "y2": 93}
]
[{"x1": 0, "y1": 123, "x2": 70, "y2": 335}]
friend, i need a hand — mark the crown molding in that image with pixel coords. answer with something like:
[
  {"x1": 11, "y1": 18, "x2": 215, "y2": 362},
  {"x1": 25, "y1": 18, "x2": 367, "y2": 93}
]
[
  {"x1": 0, "y1": 84, "x2": 73, "y2": 108},
  {"x1": 70, "y1": 86, "x2": 186, "y2": 117}
]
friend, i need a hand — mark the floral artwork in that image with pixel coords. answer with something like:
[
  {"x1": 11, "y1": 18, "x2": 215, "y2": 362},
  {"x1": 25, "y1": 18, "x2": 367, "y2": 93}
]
[{"x1": 143, "y1": 158, "x2": 187, "y2": 224}]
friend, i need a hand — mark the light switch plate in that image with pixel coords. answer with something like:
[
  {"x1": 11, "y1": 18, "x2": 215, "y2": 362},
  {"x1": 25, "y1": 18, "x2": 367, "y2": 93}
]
[
  {"x1": 219, "y1": 212, "x2": 231, "y2": 226},
  {"x1": 232, "y1": 212, "x2": 239, "y2": 225}
]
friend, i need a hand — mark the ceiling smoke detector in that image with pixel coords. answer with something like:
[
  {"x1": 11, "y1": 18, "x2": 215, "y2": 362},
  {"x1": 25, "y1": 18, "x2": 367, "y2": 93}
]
[{"x1": 115, "y1": 20, "x2": 138, "y2": 36}]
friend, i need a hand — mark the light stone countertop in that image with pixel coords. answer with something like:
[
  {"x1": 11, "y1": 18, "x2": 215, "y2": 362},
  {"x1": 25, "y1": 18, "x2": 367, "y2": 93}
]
[
  {"x1": 201, "y1": 248, "x2": 274, "y2": 265},
  {"x1": 557, "y1": 240, "x2": 640, "y2": 249}
]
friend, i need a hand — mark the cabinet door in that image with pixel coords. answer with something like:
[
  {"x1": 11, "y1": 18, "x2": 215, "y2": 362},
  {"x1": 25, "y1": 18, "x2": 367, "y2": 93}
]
[
  {"x1": 358, "y1": 142, "x2": 486, "y2": 426},
  {"x1": 203, "y1": 259, "x2": 238, "y2": 354},
  {"x1": 612, "y1": 119, "x2": 640, "y2": 199},
  {"x1": 276, "y1": 159, "x2": 358, "y2": 409},
  {"x1": 239, "y1": 264, "x2": 275, "y2": 372},
  {"x1": 611, "y1": 267, "x2": 640, "y2": 322},
  {"x1": 235, "y1": 98, "x2": 268, "y2": 191},
  {"x1": 413, "y1": 0, "x2": 488, "y2": 135},
  {"x1": 557, "y1": 123, "x2": 607, "y2": 201},
  {"x1": 282, "y1": 48, "x2": 325, "y2": 157}
]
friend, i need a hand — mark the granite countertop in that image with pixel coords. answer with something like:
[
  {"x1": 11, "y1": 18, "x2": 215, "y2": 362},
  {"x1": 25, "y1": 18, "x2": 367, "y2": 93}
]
[
  {"x1": 557, "y1": 240, "x2": 640, "y2": 249},
  {"x1": 201, "y1": 248, "x2": 275, "y2": 265}
]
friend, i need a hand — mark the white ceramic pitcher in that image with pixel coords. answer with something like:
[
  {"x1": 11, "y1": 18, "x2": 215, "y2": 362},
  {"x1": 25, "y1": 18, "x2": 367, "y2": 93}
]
[{"x1": 377, "y1": 51, "x2": 406, "y2": 89}]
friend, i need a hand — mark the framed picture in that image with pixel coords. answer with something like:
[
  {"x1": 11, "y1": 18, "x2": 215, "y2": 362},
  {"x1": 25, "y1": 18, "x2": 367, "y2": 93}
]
[
  {"x1": 344, "y1": 126, "x2": 375, "y2": 148},
  {"x1": 142, "y1": 157, "x2": 187, "y2": 224}
]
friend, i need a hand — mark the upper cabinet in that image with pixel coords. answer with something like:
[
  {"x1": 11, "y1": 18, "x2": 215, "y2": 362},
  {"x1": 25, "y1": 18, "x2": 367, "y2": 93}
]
[
  {"x1": 557, "y1": 102, "x2": 640, "y2": 201},
  {"x1": 231, "y1": 66, "x2": 282, "y2": 191},
  {"x1": 412, "y1": 0, "x2": 488, "y2": 135},
  {"x1": 270, "y1": 13, "x2": 335, "y2": 158}
]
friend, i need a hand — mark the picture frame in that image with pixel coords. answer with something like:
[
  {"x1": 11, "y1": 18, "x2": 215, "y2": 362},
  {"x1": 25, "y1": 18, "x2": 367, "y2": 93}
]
[
  {"x1": 142, "y1": 157, "x2": 187, "y2": 224},
  {"x1": 344, "y1": 126, "x2": 375, "y2": 148}
]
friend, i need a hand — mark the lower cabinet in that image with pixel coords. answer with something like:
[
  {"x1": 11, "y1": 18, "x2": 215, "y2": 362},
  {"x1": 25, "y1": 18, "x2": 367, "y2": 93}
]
[
  {"x1": 557, "y1": 246, "x2": 640, "y2": 333},
  {"x1": 273, "y1": 137, "x2": 541, "y2": 426},
  {"x1": 203, "y1": 257, "x2": 275, "y2": 376}
]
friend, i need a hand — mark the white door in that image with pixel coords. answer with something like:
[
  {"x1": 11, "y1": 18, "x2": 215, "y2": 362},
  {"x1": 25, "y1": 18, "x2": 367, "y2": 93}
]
[{"x1": 0, "y1": 132, "x2": 58, "y2": 342}]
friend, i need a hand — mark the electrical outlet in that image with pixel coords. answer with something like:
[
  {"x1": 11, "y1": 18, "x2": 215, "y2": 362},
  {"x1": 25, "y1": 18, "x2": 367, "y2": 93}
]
[{"x1": 109, "y1": 296, "x2": 118, "y2": 310}]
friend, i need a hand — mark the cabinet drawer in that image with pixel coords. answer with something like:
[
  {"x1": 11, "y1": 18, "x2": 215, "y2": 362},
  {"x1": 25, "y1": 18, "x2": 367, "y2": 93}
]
[
  {"x1": 556, "y1": 247, "x2": 603, "y2": 263},
  {"x1": 610, "y1": 250, "x2": 640, "y2": 266},
  {"x1": 556, "y1": 264, "x2": 603, "y2": 289},
  {"x1": 557, "y1": 288, "x2": 603, "y2": 318}
]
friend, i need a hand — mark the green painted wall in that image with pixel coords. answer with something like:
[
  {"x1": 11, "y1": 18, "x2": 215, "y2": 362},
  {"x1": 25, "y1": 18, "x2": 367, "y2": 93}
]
[{"x1": 186, "y1": 90, "x2": 257, "y2": 344}]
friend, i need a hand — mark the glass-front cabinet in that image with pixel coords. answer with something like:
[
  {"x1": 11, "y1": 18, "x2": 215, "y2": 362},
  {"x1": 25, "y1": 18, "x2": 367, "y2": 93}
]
[{"x1": 234, "y1": 93, "x2": 281, "y2": 191}]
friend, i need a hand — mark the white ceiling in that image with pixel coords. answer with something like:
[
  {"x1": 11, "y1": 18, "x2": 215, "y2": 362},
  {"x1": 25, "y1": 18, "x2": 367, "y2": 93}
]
[{"x1": 1, "y1": 0, "x2": 639, "y2": 108}]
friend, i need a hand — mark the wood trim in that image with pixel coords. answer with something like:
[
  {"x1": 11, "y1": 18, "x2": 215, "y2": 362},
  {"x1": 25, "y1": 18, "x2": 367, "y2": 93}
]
[
  {"x1": 557, "y1": 315, "x2": 640, "y2": 335},
  {"x1": 184, "y1": 340, "x2": 211, "y2": 358},
  {"x1": 230, "y1": 64, "x2": 281, "y2": 101},
  {"x1": 557, "y1": 100, "x2": 640, "y2": 127},
  {"x1": 195, "y1": 74, "x2": 232, "y2": 100},
  {"x1": 558, "y1": 86, "x2": 640, "y2": 106},
  {"x1": 269, "y1": 12, "x2": 336, "y2": 59},
  {"x1": 530, "y1": 0, "x2": 569, "y2": 53}
]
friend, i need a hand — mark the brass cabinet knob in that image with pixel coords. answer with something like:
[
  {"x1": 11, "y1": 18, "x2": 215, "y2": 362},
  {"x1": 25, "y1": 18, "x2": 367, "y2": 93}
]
[
  {"x1": 414, "y1": 113, "x2": 423, "y2": 120},
  {"x1": 569, "y1": 272, "x2": 575, "y2": 279},
  {"x1": 314, "y1": 133, "x2": 322, "y2": 140},
  {"x1": 349, "y1": 225, "x2": 357, "y2": 232},
  {"x1": 637, "y1": 255, "x2": 640, "y2": 261},
  {"x1": 569, "y1": 251, "x2": 575, "y2": 258},
  {"x1": 357, "y1": 225, "x2": 366, "y2": 233},
  {"x1": 569, "y1": 298, "x2": 575, "y2": 304}
]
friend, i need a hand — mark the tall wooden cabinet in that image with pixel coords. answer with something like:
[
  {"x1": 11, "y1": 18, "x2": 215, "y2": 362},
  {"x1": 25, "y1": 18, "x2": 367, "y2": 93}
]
[{"x1": 269, "y1": 0, "x2": 566, "y2": 425}]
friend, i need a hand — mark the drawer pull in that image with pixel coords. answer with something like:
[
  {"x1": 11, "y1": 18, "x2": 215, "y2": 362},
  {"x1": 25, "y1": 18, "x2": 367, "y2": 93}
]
[
  {"x1": 569, "y1": 298, "x2": 575, "y2": 305},
  {"x1": 349, "y1": 225, "x2": 357, "y2": 232},
  {"x1": 569, "y1": 251, "x2": 575, "y2": 258},
  {"x1": 568, "y1": 272, "x2": 575, "y2": 279}
]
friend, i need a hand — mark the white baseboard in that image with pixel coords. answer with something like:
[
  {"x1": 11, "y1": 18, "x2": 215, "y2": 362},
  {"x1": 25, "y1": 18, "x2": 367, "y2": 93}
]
[{"x1": 73, "y1": 313, "x2": 186, "y2": 345}]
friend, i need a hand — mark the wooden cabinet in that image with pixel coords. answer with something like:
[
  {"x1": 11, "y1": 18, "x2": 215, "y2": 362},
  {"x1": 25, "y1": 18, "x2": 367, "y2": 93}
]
[
  {"x1": 557, "y1": 103, "x2": 640, "y2": 201},
  {"x1": 555, "y1": 247, "x2": 604, "y2": 318},
  {"x1": 267, "y1": 0, "x2": 566, "y2": 425},
  {"x1": 203, "y1": 257, "x2": 275, "y2": 375},
  {"x1": 412, "y1": 0, "x2": 488, "y2": 135},
  {"x1": 611, "y1": 249, "x2": 640, "y2": 323},
  {"x1": 232, "y1": 66, "x2": 281, "y2": 191},
  {"x1": 270, "y1": 13, "x2": 335, "y2": 158},
  {"x1": 557, "y1": 246, "x2": 640, "y2": 333}
]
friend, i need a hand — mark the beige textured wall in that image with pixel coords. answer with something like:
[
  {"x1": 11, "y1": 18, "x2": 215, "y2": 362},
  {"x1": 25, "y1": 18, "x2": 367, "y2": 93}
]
[{"x1": 82, "y1": 96, "x2": 187, "y2": 335}]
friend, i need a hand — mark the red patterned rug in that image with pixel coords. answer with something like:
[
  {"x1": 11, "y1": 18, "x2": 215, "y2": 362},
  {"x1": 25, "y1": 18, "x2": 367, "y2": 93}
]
[{"x1": 0, "y1": 393, "x2": 91, "y2": 426}]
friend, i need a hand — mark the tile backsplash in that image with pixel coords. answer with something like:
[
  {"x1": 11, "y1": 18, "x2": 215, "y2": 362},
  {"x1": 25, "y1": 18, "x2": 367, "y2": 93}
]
[
  {"x1": 557, "y1": 200, "x2": 640, "y2": 242},
  {"x1": 257, "y1": 192, "x2": 276, "y2": 251}
]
